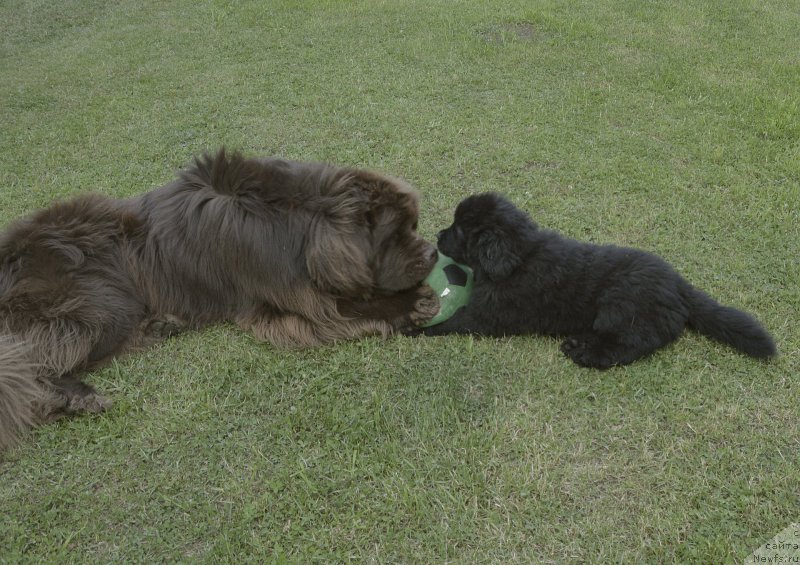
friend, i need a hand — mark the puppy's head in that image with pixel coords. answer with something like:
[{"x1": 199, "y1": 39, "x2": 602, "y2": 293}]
[
  {"x1": 437, "y1": 192, "x2": 534, "y2": 281},
  {"x1": 306, "y1": 169, "x2": 437, "y2": 297}
]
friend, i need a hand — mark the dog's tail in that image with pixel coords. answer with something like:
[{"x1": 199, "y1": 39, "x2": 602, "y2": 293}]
[
  {"x1": 682, "y1": 284, "x2": 777, "y2": 359},
  {"x1": 0, "y1": 337, "x2": 44, "y2": 452}
]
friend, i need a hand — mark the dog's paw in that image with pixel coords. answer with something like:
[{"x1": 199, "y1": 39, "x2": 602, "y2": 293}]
[
  {"x1": 409, "y1": 284, "x2": 440, "y2": 326},
  {"x1": 67, "y1": 392, "x2": 113, "y2": 414},
  {"x1": 143, "y1": 315, "x2": 186, "y2": 339}
]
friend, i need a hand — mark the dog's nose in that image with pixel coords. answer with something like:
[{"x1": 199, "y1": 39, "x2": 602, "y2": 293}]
[{"x1": 427, "y1": 246, "x2": 439, "y2": 262}]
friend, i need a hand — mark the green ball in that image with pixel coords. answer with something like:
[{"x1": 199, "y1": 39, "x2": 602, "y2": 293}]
[{"x1": 420, "y1": 253, "x2": 474, "y2": 327}]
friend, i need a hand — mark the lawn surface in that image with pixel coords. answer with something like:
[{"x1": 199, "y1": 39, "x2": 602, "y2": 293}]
[{"x1": 1, "y1": 0, "x2": 798, "y2": 562}]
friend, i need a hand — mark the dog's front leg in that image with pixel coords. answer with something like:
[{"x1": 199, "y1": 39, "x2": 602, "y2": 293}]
[
  {"x1": 404, "y1": 304, "x2": 487, "y2": 336},
  {"x1": 337, "y1": 284, "x2": 439, "y2": 330}
]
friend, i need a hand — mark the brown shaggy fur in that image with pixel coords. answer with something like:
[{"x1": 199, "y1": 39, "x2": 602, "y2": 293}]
[{"x1": 0, "y1": 149, "x2": 439, "y2": 451}]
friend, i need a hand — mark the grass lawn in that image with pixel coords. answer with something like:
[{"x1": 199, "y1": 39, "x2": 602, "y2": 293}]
[{"x1": 1, "y1": 0, "x2": 798, "y2": 562}]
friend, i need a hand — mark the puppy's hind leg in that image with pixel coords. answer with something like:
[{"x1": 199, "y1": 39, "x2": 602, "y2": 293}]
[
  {"x1": 560, "y1": 299, "x2": 646, "y2": 368},
  {"x1": 560, "y1": 333, "x2": 630, "y2": 369},
  {"x1": 561, "y1": 307, "x2": 682, "y2": 369}
]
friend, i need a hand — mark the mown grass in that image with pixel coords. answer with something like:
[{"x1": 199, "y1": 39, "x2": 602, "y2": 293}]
[{"x1": 1, "y1": 0, "x2": 798, "y2": 562}]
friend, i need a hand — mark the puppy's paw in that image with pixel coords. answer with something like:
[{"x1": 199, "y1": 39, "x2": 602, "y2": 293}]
[
  {"x1": 561, "y1": 335, "x2": 616, "y2": 370},
  {"x1": 409, "y1": 284, "x2": 440, "y2": 326}
]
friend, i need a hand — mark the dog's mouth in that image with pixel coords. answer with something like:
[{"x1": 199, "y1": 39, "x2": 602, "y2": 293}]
[
  {"x1": 423, "y1": 245, "x2": 439, "y2": 273},
  {"x1": 407, "y1": 245, "x2": 439, "y2": 285},
  {"x1": 371, "y1": 243, "x2": 437, "y2": 295}
]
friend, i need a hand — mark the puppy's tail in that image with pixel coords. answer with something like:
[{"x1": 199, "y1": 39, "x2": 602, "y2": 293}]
[
  {"x1": 682, "y1": 285, "x2": 777, "y2": 359},
  {"x1": 0, "y1": 337, "x2": 43, "y2": 452}
]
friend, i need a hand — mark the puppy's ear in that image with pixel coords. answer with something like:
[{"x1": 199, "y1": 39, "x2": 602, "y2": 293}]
[{"x1": 475, "y1": 228, "x2": 521, "y2": 280}]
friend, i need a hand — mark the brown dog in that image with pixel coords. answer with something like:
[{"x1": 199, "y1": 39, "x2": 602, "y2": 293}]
[{"x1": 0, "y1": 149, "x2": 439, "y2": 450}]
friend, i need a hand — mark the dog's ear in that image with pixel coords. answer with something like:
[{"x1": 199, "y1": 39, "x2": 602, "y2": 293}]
[
  {"x1": 305, "y1": 185, "x2": 374, "y2": 297},
  {"x1": 474, "y1": 228, "x2": 521, "y2": 280}
]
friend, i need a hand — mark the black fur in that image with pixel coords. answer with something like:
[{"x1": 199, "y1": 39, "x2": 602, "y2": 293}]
[{"x1": 417, "y1": 193, "x2": 777, "y2": 369}]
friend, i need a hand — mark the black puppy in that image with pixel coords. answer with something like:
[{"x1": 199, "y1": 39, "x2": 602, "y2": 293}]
[{"x1": 417, "y1": 192, "x2": 776, "y2": 368}]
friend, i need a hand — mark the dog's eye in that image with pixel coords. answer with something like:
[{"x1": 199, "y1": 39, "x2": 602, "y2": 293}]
[{"x1": 412, "y1": 221, "x2": 418, "y2": 231}]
